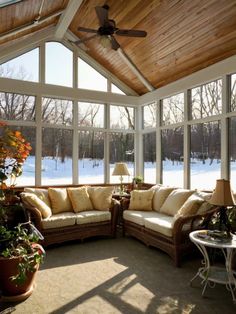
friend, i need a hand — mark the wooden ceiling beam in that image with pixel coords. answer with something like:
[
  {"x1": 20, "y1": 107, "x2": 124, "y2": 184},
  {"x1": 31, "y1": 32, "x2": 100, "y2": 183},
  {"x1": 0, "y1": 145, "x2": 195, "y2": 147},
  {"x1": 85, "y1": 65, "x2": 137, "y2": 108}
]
[
  {"x1": 0, "y1": 26, "x2": 55, "y2": 64},
  {"x1": 117, "y1": 48, "x2": 154, "y2": 92},
  {"x1": 54, "y1": 0, "x2": 83, "y2": 39}
]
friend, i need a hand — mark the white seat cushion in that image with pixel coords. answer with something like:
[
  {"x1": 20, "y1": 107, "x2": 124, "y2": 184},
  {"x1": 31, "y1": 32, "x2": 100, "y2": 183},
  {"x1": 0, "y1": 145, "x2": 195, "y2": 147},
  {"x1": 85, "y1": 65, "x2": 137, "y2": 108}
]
[
  {"x1": 144, "y1": 213, "x2": 175, "y2": 237},
  {"x1": 76, "y1": 210, "x2": 111, "y2": 225},
  {"x1": 123, "y1": 210, "x2": 159, "y2": 226},
  {"x1": 42, "y1": 212, "x2": 76, "y2": 229}
]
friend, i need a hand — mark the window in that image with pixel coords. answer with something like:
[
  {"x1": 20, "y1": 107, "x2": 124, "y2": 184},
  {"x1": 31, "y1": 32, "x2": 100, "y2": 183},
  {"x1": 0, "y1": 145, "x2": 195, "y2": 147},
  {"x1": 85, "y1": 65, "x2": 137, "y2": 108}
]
[
  {"x1": 78, "y1": 102, "x2": 104, "y2": 128},
  {"x1": 0, "y1": 48, "x2": 39, "y2": 82},
  {"x1": 229, "y1": 117, "x2": 236, "y2": 191},
  {"x1": 41, "y1": 128, "x2": 73, "y2": 185},
  {"x1": 191, "y1": 80, "x2": 222, "y2": 119},
  {"x1": 162, "y1": 93, "x2": 184, "y2": 125},
  {"x1": 10, "y1": 126, "x2": 36, "y2": 186},
  {"x1": 78, "y1": 58, "x2": 107, "y2": 92},
  {"x1": 42, "y1": 98, "x2": 73, "y2": 126},
  {"x1": 143, "y1": 103, "x2": 156, "y2": 129},
  {"x1": 79, "y1": 131, "x2": 104, "y2": 184},
  {"x1": 143, "y1": 132, "x2": 156, "y2": 183},
  {"x1": 161, "y1": 127, "x2": 184, "y2": 187},
  {"x1": 190, "y1": 121, "x2": 221, "y2": 190},
  {"x1": 110, "y1": 106, "x2": 134, "y2": 129},
  {"x1": 45, "y1": 42, "x2": 73, "y2": 87},
  {"x1": 110, "y1": 133, "x2": 134, "y2": 183},
  {"x1": 231, "y1": 73, "x2": 236, "y2": 112},
  {"x1": 0, "y1": 92, "x2": 35, "y2": 121},
  {"x1": 111, "y1": 83, "x2": 125, "y2": 94}
]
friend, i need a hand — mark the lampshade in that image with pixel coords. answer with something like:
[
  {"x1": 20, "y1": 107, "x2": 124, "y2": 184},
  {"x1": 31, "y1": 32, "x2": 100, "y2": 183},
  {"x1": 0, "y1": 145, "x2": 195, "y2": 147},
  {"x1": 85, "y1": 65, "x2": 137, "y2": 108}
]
[
  {"x1": 112, "y1": 163, "x2": 130, "y2": 176},
  {"x1": 209, "y1": 179, "x2": 235, "y2": 206}
]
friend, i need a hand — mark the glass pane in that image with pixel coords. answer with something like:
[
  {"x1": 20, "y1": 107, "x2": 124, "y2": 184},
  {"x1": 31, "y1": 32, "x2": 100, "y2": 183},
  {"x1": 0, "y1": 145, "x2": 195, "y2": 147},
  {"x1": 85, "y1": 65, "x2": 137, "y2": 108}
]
[
  {"x1": 190, "y1": 121, "x2": 221, "y2": 190},
  {"x1": 42, "y1": 128, "x2": 73, "y2": 185},
  {"x1": 191, "y1": 80, "x2": 222, "y2": 119},
  {"x1": 42, "y1": 98, "x2": 73, "y2": 126},
  {"x1": 162, "y1": 93, "x2": 184, "y2": 125},
  {"x1": 6, "y1": 126, "x2": 36, "y2": 186},
  {"x1": 79, "y1": 131, "x2": 104, "y2": 184},
  {"x1": 46, "y1": 42, "x2": 73, "y2": 87},
  {"x1": 111, "y1": 83, "x2": 125, "y2": 94},
  {"x1": 231, "y1": 73, "x2": 236, "y2": 112},
  {"x1": 229, "y1": 117, "x2": 236, "y2": 191},
  {"x1": 0, "y1": 92, "x2": 35, "y2": 121},
  {"x1": 110, "y1": 133, "x2": 134, "y2": 183},
  {"x1": 161, "y1": 127, "x2": 184, "y2": 187},
  {"x1": 78, "y1": 102, "x2": 104, "y2": 128},
  {"x1": 143, "y1": 132, "x2": 156, "y2": 183},
  {"x1": 0, "y1": 48, "x2": 39, "y2": 82},
  {"x1": 110, "y1": 106, "x2": 134, "y2": 129},
  {"x1": 78, "y1": 58, "x2": 107, "y2": 92},
  {"x1": 143, "y1": 103, "x2": 156, "y2": 128}
]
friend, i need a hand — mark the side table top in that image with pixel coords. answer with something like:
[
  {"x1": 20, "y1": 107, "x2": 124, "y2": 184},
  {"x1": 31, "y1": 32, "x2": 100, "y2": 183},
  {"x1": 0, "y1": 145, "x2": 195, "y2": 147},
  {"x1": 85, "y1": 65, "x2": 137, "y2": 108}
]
[{"x1": 190, "y1": 230, "x2": 236, "y2": 249}]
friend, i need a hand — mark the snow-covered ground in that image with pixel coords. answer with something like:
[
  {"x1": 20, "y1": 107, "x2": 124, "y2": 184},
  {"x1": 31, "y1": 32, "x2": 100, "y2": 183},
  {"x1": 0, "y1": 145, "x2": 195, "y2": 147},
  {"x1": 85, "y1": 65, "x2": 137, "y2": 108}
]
[{"x1": 15, "y1": 156, "x2": 236, "y2": 191}]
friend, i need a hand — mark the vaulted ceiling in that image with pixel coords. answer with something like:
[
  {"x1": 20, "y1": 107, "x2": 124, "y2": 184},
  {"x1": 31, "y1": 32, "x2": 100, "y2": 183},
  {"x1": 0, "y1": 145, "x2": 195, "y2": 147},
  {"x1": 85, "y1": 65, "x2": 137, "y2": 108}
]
[{"x1": 1, "y1": 0, "x2": 236, "y2": 95}]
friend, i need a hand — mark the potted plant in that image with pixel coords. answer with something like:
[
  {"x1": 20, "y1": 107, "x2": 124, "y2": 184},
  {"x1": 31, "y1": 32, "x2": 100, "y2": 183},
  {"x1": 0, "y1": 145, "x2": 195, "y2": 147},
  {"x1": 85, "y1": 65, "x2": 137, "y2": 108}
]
[
  {"x1": 133, "y1": 175, "x2": 144, "y2": 189},
  {"x1": 0, "y1": 223, "x2": 45, "y2": 301},
  {"x1": 0, "y1": 122, "x2": 45, "y2": 301}
]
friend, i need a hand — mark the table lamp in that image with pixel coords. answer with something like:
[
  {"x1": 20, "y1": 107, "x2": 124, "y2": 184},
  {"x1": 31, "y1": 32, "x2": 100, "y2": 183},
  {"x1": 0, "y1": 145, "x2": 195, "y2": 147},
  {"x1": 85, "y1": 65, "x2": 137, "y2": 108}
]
[
  {"x1": 208, "y1": 179, "x2": 235, "y2": 233},
  {"x1": 112, "y1": 162, "x2": 130, "y2": 194}
]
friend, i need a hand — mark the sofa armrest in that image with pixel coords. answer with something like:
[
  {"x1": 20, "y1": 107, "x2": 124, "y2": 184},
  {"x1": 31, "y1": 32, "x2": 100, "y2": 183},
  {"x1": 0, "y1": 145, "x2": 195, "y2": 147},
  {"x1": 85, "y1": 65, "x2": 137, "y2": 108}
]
[
  {"x1": 21, "y1": 198, "x2": 43, "y2": 231},
  {"x1": 172, "y1": 207, "x2": 219, "y2": 244}
]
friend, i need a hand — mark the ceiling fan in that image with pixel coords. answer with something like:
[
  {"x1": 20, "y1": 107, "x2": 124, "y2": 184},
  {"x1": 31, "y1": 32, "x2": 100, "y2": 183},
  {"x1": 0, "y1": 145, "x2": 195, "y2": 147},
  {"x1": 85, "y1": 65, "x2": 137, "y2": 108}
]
[{"x1": 73, "y1": 4, "x2": 147, "y2": 50}]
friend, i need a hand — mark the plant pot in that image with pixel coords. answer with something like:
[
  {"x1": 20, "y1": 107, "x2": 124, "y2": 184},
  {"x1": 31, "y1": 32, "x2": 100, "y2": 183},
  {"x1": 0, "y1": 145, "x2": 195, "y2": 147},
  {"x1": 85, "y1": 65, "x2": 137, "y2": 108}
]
[{"x1": 0, "y1": 255, "x2": 39, "y2": 301}]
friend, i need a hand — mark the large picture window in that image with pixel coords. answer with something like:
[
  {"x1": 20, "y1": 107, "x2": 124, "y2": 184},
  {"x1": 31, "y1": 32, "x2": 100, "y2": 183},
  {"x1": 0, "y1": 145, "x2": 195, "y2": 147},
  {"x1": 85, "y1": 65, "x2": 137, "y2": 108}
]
[
  {"x1": 41, "y1": 128, "x2": 73, "y2": 185},
  {"x1": 231, "y1": 73, "x2": 236, "y2": 112},
  {"x1": 79, "y1": 131, "x2": 104, "y2": 184},
  {"x1": 78, "y1": 102, "x2": 104, "y2": 128},
  {"x1": 162, "y1": 93, "x2": 184, "y2": 125},
  {"x1": 190, "y1": 121, "x2": 221, "y2": 190},
  {"x1": 191, "y1": 79, "x2": 222, "y2": 119},
  {"x1": 161, "y1": 127, "x2": 184, "y2": 187},
  {"x1": 143, "y1": 132, "x2": 156, "y2": 183},
  {"x1": 143, "y1": 103, "x2": 156, "y2": 129},
  {"x1": 42, "y1": 98, "x2": 73, "y2": 126},
  {"x1": 110, "y1": 106, "x2": 134, "y2": 129},
  {"x1": 0, "y1": 92, "x2": 35, "y2": 121}
]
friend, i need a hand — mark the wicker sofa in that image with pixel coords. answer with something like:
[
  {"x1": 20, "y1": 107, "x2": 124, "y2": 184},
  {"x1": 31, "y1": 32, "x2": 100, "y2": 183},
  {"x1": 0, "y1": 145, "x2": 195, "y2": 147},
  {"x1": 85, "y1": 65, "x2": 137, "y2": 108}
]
[
  {"x1": 21, "y1": 186, "x2": 119, "y2": 246},
  {"x1": 122, "y1": 185, "x2": 217, "y2": 267}
]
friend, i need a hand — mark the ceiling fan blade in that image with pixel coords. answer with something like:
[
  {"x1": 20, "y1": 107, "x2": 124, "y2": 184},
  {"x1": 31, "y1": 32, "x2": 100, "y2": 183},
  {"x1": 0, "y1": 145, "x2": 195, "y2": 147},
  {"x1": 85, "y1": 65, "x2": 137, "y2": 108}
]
[
  {"x1": 110, "y1": 35, "x2": 120, "y2": 51},
  {"x1": 73, "y1": 34, "x2": 98, "y2": 45},
  {"x1": 95, "y1": 5, "x2": 109, "y2": 26},
  {"x1": 116, "y1": 29, "x2": 147, "y2": 37},
  {"x1": 77, "y1": 27, "x2": 97, "y2": 33}
]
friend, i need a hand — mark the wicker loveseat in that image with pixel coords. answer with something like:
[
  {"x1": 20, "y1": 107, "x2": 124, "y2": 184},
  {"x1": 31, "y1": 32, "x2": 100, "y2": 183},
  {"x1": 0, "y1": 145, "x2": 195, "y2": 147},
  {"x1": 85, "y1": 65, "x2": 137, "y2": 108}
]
[
  {"x1": 21, "y1": 186, "x2": 119, "y2": 246},
  {"x1": 122, "y1": 185, "x2": 217, "y2": 267}
]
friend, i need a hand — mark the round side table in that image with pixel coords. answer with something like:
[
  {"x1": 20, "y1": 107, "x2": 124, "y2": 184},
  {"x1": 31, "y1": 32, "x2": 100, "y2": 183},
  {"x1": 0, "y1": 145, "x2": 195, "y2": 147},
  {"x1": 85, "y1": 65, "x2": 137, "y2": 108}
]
[{"x1": 189, "y1": 230, "x2": 236, "y2": 302}]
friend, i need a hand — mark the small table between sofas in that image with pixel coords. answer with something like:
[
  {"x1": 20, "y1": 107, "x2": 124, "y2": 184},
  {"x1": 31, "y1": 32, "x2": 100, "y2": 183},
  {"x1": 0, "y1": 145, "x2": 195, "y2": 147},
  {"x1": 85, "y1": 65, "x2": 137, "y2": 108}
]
[{"x1": 189, "y1": 230, "x2": 236, "y2": 302}]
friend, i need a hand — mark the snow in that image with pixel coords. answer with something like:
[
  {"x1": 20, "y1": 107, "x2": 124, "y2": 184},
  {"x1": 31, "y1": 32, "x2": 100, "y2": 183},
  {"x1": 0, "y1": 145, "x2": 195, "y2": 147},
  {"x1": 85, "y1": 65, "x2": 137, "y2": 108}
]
[{"x1": 15, "y1": 156, "x2": 236, "y2": 191}]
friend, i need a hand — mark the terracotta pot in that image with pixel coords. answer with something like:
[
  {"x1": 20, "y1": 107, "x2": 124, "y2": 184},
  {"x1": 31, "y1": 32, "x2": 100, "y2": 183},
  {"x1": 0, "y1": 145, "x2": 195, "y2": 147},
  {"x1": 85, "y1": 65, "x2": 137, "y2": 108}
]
[{"x1": 0, "y1": 255, "x2": 39, "y2": 301}]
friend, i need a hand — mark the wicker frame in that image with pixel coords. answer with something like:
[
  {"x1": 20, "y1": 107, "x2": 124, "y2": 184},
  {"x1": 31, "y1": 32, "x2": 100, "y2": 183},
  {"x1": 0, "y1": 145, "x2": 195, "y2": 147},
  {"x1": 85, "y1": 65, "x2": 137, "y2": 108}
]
[
  {"x1": 122, "y1": 198, "x2": 218, "y2": 267},
  {"x1": 22, "y1": 198, "x2": 119, "y2": 247}
]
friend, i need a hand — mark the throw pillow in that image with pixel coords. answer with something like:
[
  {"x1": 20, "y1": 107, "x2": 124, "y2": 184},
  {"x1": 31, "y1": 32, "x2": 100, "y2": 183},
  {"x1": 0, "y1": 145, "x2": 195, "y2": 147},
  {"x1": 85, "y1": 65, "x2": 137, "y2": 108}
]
[
  {"x1": 48, "y1": 188, "x2": 73, "y2": 214},
  {"x1": 160, "y1": 189, "x2": 194, "y2": 216},
  {"x1": 175, "y1": 193, "x2": 204, "y2": 217},
  {"x1": 24, "y1": 187, "x2": 51, "y2": 207},
  {"x1": 88, "y1": 186, "x2": 114, "y2": 211},
  {"x1": 152, "y1": 187, "x2": 176, "y2": 212},
  {"x1": 67, "y1": 187, "x2": 93, "y2": 213},
  {"x1": 197, "y1": 202, "x2": 215, "y2": 215},
  {"x1": 128, "y1": 189, "x2": 155, "y2": 211},
  {"x1": 21, "y1": 192, "x2": 52, "y2": 219}
]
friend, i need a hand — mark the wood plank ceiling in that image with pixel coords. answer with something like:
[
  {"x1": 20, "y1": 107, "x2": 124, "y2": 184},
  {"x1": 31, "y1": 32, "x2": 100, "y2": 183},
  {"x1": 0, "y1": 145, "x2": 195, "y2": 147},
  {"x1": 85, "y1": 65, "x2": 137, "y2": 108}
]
[{"x1": 1, "y1": 0, "x2": 236, "y2": 95}]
